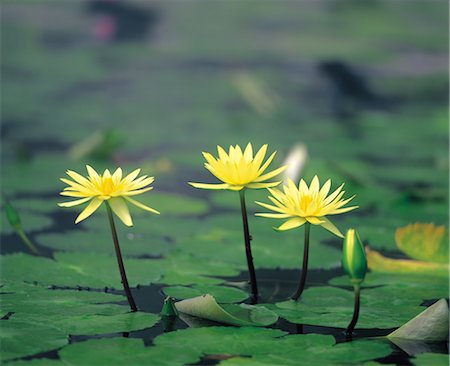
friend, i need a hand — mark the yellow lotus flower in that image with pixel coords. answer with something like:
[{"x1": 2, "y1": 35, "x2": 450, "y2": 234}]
[
  {"x1": 189, "y1": 143, "x2": 286, "y2": 191},
  {"x1": 58, "y1": 165, "x2": 160, "y2": 226},
  {"x1": 256, "y1": 176, "x2": 358, "y2": 237}
]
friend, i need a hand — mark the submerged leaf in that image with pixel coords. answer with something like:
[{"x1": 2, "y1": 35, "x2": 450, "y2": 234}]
[
  {"x1": 396, "y1": 223, "x2": 448, "y2": 264},
  {"x1": 175, "y1": 294, "x2": 278, "y2": 327}
]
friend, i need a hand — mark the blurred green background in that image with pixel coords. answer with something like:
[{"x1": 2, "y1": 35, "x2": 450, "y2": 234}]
[{"x1": 2, "y1": 0, "x2": 448, "y2": 233}]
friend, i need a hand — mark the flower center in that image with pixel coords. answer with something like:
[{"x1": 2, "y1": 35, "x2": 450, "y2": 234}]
[{"x1": 102, "y1": 177, "x2": 115, "y2": 195}]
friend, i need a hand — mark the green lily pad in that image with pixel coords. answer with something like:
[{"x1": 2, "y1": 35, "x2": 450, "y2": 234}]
[
  {"x1": 175, "y1": 294, "x2": 278, "y2": 326},
  {"x1": 0, "y1": 320, "x2": 67, "y2": 362},
  {"x1": 154, "y1": 326, "x2": 286, "y2": 354},
  {"x1": 58, "y1": 337, "x2": 201, "y2": 366},
  {"x1": 155, "y1": 328, "x2": 392, "y2": 365},
  {"x1": 271, "y1": 286, "x2": 423, "y2": 329},
  {"x1": 131, "y1": 191, "x2": 209, "y2": 216},
  {"x1": 0, "y1": 253, "x2": 160, "y2": 289},
  {"x1": 218, "y1": 338, "x2": 392, "y2": 365},
  {"x1": 35, "y1": 229, "x2": 174, "y2": 257},
  {"x1": 163, "y1": 285, "x2": 248, "y2": 303},
  {"x1": 1, "y1": 281, "x2": 160, "y2": 336},
  {"x1": 1, "y1": 251, "x2": 241, "y2": 290},
  {"x1": 329, "y1": 273, "x2": 449, "y2": 300},
  {"x1": 412, "y1": 352, "x2": 449, "y2": 366},
  {"x1": 176, "y1": 213, "x2": 342, "y2": 270}
]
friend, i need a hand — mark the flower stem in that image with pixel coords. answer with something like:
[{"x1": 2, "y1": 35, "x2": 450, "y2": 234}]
[
  {"x1": 106, "y1": 202, "x2": 138, "y2": 312},
  {"x1": 239, "y1": 189, "x2": 258, "y2": 301},
  {"x1": 291, "y1": 222, "x2": 311, "y2": 301},
  {"x1": 345, "y1": 284, "x2": 361, "y2": 336},
  {"x1": 17, "y1": 228, "x2": 41, "y2": 255}
]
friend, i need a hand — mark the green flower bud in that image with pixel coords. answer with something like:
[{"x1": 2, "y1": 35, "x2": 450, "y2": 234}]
[
  {"x1": 3, "y1": 199, "x2": 21, "y2": 229},
  {"x1": 161, "y1": 296, "x2": 179, "y2": 317},
  {"x1": 342, "y1": 229, "x2": 367, "y2": 285}
]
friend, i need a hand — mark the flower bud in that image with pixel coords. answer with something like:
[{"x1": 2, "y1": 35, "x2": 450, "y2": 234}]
[
  {"x1": 3, "y1": 199, "x2": 21, "y2": 229},
  {"x1": 342, "y1": 229, "x2": 367, "y2": 285},
  {"x1": 161, "y1": 296, "x2": 179, "y2": 317}
]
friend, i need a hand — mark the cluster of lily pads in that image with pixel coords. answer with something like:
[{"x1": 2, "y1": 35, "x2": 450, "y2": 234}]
[{"x1": 2, "y1": 142, "x2": 448, "y2": 366}]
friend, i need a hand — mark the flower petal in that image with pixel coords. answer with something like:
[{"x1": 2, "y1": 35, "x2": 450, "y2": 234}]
[
  {"x1": 310, "y1": 175, "x2": 320, "y2": 193},
  {"x1": 124, "y1": 197, "x2": 160, "y2": 215},
  {"x1": 252, "y1": 144, "x2": 268, "y2": 169},
  {"x1": 257, "y1": 151, "x2": 276, "y2": 175},
  {"x1": 247, "y1": 181, "x2": 281, "y2": 189},
  {"x1": 217, "y1": 145, "x2": 229, "y2": 161},
  {"x1": 305, "y1": 216, "x2": 324, "y2": 225},
  {"x1": 255, "y1": 201, "x2": 287, "y2": 213},
  {"x1": 189, "y1": 182, "x2": 230, "y2": 190},
  {"x1": 121, "y1": 187, "x2": 154, "y2": 196},
  {"x1": 255, "y1": 213, "x2": 291, "y2": 218},
  {"x1": 75, "y1": 198, "x2": 103, "y2": 224},
  {"x1": 253, "y1": 165, "x2": 287, "y2": 183},
  {"x1": 123, "y1": 168, "x2": 141, "y2": 183},
  {"x1": 243, "y1": 143, "x2": 253, "y2": 161},
  {"x1": 112, "y1": 167, "x2": 123, "y2": 183},
  {"x1": 108, "y1": 197, "x2": 133, "y2": 227},
  {"x1": 319, "y1": 217, "x2": 344, "y2": 238},
  {"x1": 86, "y1": 165, "x2": 101, "y2": 185},
  {"x1": 58, "y1": 197, "x2": 92, "y2": 208},
  {"x1": 329, "y1": 205, "x2": 359, "y2": 215},
  {"x1": 276, "y1": 217, "x2": 306, "y2": 231}
]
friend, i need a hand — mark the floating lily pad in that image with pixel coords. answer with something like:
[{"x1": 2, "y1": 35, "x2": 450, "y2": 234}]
[
  {"x1": 58, "y1": 337, "x2": 201, "y2": 366},
  {"x1": 1, "y1": 252, "x2": 241, "y2": 290},
  {"x1": 156, "y1": 328, "x2": 392, "y2": 366},
  {"x1": 271, "y1": 286, "x2": 423, "y2": 329},
  {"x1": 163, "y1": 285, "x2": 248, "y2": 303},
  {"x1": 175, "y1": 294, "x2": 278, "y2": 326},
  {"x1": 1, "y1": 281, "x2": 160, "y2": 335},
  {"x1": 36, "y1": 229, "x2": 174, "y2": 257},
  {"x1": 176, "y1": 213, "x2": 342, "y2": 270},
  {"x1": 154, "y1": 326, "x2": 286, "y2": 354},
  {"x1": 0, "y1": 320, "x2": 67, "y2": 362},
  {"x1": 329, "y1": 273, "x2": 449, "y2": 300},
  {"x1": 131, "y1": 191, "x2": 210, "y2": 216},
  {"x1": 412, "y1": 352, "x2": 449, "y2": 366}
]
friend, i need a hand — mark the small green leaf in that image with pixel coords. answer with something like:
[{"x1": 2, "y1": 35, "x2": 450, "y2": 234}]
[{"x1": 161, "y1": 297, "x2": 179, "y2": 317}]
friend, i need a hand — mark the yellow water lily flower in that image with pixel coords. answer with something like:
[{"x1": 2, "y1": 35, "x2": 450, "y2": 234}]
[
  {"x1": 58, "y1": 165, "x2": 160, "y2": 227},
  {"x1": 189, "y1": 143, "x2": 287, "y2": 191},
  {"x1": 256, "y1": 176, "x2": 358, "y2": 237}
]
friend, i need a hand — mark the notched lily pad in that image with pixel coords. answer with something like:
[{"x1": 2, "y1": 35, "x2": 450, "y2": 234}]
[{"x1": 175, "y1": 294, "x2": 278, "y2": 327}]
